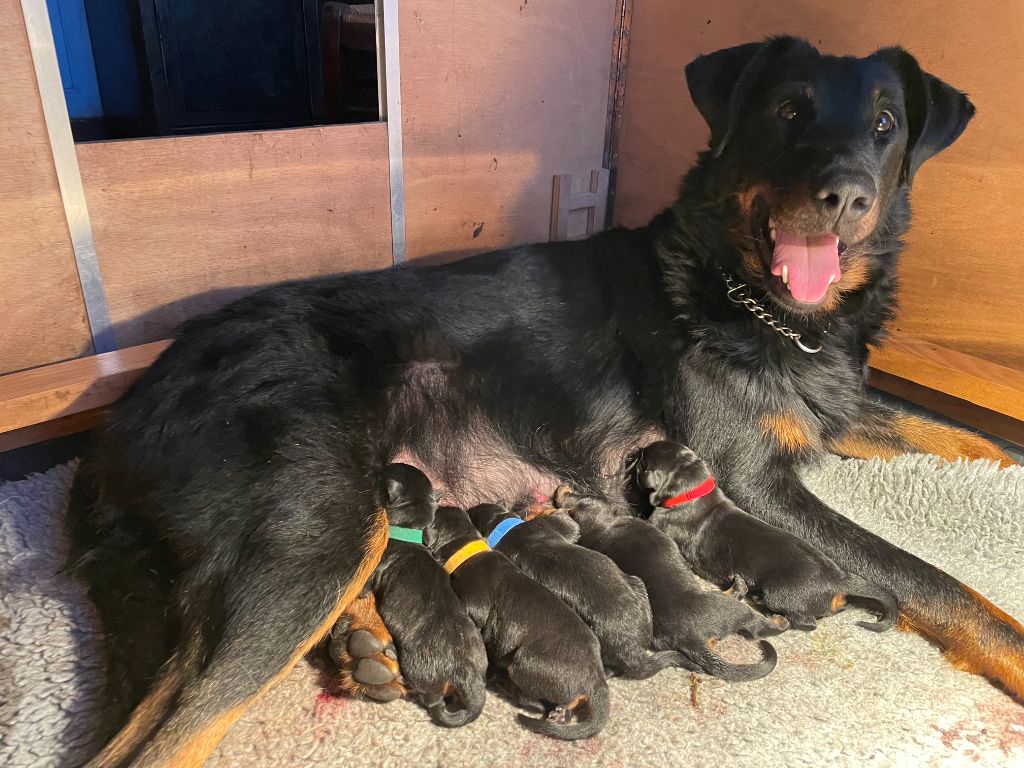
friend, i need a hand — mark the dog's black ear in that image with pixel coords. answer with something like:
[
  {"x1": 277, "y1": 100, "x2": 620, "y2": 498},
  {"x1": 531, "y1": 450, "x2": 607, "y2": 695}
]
[
  {"x1": 874, "y1": 47, "x2": 975, "y2": 183},
  {"x1": 685, "y1": 36, "x2": 810, "y2": 156}
]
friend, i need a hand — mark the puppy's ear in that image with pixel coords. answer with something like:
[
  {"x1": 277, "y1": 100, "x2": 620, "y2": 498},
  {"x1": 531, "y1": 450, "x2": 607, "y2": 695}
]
[
  {"x1": 383, "y1": 477, "x2": 404, "y2": 505},
  {"x1": 685, "y1": 36, "x2": 810, "y2": 156},
  {"x1": 874, "y1": 47, "x2": 975, "y2": 183}
]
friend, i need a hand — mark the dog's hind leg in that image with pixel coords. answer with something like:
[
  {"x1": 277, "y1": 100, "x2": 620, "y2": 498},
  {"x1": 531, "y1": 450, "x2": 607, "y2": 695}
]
[
  {"x1": 827, "y1": 400, "x2": 1014, "y2": 467},
  {"x1": 329, "y1": 592, "x2": 405, "y2": 701},
  {"x1": 88, "y1": 505, "x2": 388, "y2": 768}
]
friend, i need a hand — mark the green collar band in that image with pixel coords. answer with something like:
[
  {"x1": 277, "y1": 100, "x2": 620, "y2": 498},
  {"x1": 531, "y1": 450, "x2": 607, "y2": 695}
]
[{"x1": 388, "y1": 525, "x2": 424, "y2": 545}]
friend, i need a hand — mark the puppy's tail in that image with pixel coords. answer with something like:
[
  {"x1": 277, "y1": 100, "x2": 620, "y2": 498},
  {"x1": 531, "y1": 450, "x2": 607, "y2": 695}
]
[
  {"x1": 838, "y1": 575, "x2": 899, "y2": 633},
  {"x1": 621, "y1": 649, "x2": 691, "y2": 680},
  {"x1": 426, "y1": 680, "x2": 486, "y2": 728},
  {"x1": 516, "y1": 680, "x2": 609, "y2": 740},
  {"x1": 688, "y1": 639, "x2": 777, "y2": 683}
]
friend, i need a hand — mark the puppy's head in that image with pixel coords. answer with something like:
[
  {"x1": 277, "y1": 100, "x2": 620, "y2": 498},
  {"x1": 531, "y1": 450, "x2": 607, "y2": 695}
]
[
  {"x1": 466, "y1": 503, "x2": 519, "y2": 536},
  {"x1": 423, "y1": 505, "x2": 479, "y2": 551},
  {"x1": 379, "y1": 463, "x2": 441, "y2": 529},
  {"x1": 637, "y1": 441, "x2": 709, "y2": 508},
  {"x1": 687, "y1": 37, "x2": 973, "y2": 314}
]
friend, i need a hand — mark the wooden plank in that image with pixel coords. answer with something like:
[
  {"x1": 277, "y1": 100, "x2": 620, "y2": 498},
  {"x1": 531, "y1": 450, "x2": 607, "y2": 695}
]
[
  {"x1": 76, "y1": 123, "x2": 392, "y2": 347},
  {"x1": 869, "y1": 370, "x2": 1024, "y2": 447},
  {"x1": 613, "y1": 0, "x2": 1024, "y2": 374},
  {"x1": 398, "y1": 0, "x2": 618, "y2": 262},
  {"x1": 870, "y1": 337, "x2": 1024, "y2": 422},
  {"x1": 0, "y1": 340, "x2": 169, "y2": 434},
  {"x1": 0, "y1": 407, "x2": 102, "y2": 453},
  {"x1": 0, "y1": 2, "x2": 93, "y2": 374}
]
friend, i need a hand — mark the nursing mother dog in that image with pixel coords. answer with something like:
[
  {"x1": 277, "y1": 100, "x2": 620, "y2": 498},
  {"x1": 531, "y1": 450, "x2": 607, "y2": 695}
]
[{"x1": 68, "y1": 36, "x2": 1023, "y2": 767}]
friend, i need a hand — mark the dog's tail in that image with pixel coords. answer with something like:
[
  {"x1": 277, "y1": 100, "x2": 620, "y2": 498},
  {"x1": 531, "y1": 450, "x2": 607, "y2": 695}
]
[
  {"x1": 620, "y1": 648, "x2": 691, "y2": 680},
  {"x1": 687, "y1": 639, "x2": 777, "y2": 683},
  {"x1": 838, "y1": 575, "x2": 900, "y2": 632},
  {"x1": 516, "y1": 680, "x2": 610, "y2": 740},
  {"x1": 426, "y1": 679, "x2": 486, "y2": 728}
]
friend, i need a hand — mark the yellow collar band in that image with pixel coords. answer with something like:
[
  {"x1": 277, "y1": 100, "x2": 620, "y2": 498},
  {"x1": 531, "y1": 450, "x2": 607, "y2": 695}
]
[{"x1": 443, "y1": 539, "x2": 490, "y2": 574}]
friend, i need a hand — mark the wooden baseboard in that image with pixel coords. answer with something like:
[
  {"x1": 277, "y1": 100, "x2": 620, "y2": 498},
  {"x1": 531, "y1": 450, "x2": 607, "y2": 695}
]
[
  {"x1": 869, "y1": 336, "x2": 1024, "y2": 423},
  {"x1": 0, "y1": 340, "x2": 169, "y2": 436}
]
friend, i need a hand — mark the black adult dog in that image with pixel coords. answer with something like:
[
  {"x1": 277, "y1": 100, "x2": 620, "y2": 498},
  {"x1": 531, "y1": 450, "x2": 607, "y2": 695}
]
[{"x1": 68, "y1": 36, "x2": 1022, "y2": 766}]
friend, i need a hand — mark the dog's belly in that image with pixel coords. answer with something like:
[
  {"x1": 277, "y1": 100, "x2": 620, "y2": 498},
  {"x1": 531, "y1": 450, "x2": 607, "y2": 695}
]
[{"x1": 391, "y1": 422, "x2": 666, "y2": 509}]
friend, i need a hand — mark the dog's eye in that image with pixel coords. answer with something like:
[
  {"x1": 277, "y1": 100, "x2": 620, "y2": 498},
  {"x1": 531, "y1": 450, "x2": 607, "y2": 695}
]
[
  {"x1": 778, "y1": 101, "x2": 798, "y2": 120},
  {"x1": 874, "y1": 110, "x2": 896, "y2": 134}
]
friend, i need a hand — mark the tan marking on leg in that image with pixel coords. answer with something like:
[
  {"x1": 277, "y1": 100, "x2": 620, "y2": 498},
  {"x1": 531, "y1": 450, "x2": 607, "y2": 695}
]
[
  {"x1": 892, "y1": 415, "x2": 1014, "y2": 467},
  {"x1": 900, "y1": 585, "x2": 1024, "y2": 702},
  {"x1": 831, "y1": 593, "x2": 847, "y2": 614},
  {"x1": 761, "y1": 411, "x2": 816, "y2": 453}
]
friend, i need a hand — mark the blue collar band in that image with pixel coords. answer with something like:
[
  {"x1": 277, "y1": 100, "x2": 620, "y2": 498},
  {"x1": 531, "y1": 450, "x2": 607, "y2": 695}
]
[{"x1": 486, "y1": 517, "x2": 524, "y2": 548}]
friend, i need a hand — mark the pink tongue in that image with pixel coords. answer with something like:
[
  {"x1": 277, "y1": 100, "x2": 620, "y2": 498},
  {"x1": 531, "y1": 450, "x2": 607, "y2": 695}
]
[{"x1": 770, "y1": 230, "x2": 841, "y2": 304}]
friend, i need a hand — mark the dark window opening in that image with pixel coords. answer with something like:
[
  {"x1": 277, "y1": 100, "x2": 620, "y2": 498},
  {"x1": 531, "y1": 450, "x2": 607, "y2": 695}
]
[{"x1": 47, "y1": 0, "x2": 380, "y2": 142}]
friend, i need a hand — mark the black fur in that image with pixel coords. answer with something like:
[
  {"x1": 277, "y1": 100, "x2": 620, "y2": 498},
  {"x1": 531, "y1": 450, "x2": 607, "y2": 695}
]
[
  {"x1": 424, "y1": 506, "x2": 609, "y2": 740},
  {"x1": 637, "y1": 441, "x2": 898, "y2": 631},
  {"x1": 467, "y1": 503, "x2": 687, "y2": 679},
  {"x1": 555, "y1": 490, "x2": 783, "y2": 681},
  {"x1": 67, "y1": 36, "x2": 1022, "y2": 763},
  {"x1": 365, "y1": 465, "x2": 487, "y2": 726}
]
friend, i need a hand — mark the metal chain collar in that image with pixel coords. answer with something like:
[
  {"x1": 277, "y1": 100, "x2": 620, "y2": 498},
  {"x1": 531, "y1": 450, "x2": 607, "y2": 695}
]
[{"x1": 721, "y1": 273, "x2": 823, "y2": 354}]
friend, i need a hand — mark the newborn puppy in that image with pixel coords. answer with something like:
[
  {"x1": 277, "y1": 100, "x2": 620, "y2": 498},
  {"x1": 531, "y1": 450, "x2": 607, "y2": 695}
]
[
  {"x1": 467, "y1": 503, "x2": 687, "y2": 679},
  {"x1": 425, "y1": 505, "x2": 609, "y2": 740},
  {"x1": 554, "y1": 488, "x2": 782, "y2": 682},
  {"x1": 637, "y1": 441, "x2": 897, "y2": 631},
  {"x1": 358, "y1": 464, "x2": 488, "y2": 726}
]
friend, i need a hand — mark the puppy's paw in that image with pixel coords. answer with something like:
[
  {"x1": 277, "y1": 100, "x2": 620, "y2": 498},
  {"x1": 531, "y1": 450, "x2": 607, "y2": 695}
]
[
  {"x1": 724, "y1": 575, "x2": 749, "y2": 600},
  {"x1": 329, "y1": 592, "x2": 405, "y2": 702}
]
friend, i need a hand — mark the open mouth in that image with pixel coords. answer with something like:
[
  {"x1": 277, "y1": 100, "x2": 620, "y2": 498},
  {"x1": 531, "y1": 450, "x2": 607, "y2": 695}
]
[{"x1": 752, "y1": 204, "x2": 846, "y2": 307}]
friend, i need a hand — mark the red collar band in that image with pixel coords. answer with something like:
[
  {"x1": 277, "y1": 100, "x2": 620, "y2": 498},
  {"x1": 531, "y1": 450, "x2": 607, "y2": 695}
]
[{"x1": 660, "y1": 476, "x2": 717, "y2": 508}]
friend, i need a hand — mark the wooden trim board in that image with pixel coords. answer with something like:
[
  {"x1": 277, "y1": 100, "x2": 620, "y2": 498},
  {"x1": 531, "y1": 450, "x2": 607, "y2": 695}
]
[
  {"x1": 869, "y1": 370, "x2": 1024, "y2": 446},
  {"x1": 869, "y1": 336, "x2": 1024, "y2": 422},
  {"x1": 0, "y1": 340, "x2": 170, "y2": 435}
]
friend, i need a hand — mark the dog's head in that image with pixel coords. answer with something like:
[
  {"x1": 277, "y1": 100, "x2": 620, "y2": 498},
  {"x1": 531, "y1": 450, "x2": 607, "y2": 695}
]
[
  {"x1": 687, "y1": 37, "x2": 973, "y2": 314},
  {"x1": 636, "y1": 440, "x2": 710, "y2": 508},
  {"x1": 466, "y1": 503, "x2": 519, "y2": 536},
  {"x1": 423, "y1": 505, "x2": 479, "y2": 551},
  {"x1": 379, "y1": 463, "x2": 441, "y2": 529}
]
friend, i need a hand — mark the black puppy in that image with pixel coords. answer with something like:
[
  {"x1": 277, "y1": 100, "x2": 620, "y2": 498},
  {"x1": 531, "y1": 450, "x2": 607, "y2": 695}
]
[
  {"x1": 467, "y1": 503, "x2": 687, "y2": 679},
  {"x1": 333, "y1": 464, "x2": 488, "y2": 726},
  {"x1": 554, "y1": 488, "x2": 783, "y2": 682},
  {"x1": 425, "y1": 505, "x2": 609, "y2": 740},
  {"x1": 637, "y1": 441, "x2": 898, "y2": 631}
]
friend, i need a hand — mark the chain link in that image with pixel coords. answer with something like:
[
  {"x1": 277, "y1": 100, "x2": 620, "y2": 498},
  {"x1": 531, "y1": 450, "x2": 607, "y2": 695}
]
[{"x1": 721, "y1": 273, "x2": 822, "y2": 354}]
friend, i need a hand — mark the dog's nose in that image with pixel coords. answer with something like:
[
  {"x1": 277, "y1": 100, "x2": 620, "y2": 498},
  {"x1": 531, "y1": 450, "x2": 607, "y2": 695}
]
[{"x1": 814, "y1": 176, "x2": 877, "y2": 222}]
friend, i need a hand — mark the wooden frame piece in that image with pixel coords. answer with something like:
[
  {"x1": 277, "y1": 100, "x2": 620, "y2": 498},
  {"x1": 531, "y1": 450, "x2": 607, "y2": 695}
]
[
  {"x1": 550, "y1": 169, "x2": 610, "y2": 242},
  {"x1": 0, "y1": 340, "x2": 170, "y2": 436},
  {"x1": 869, "y1": 336, "x2": 1024, "y2": 423}
]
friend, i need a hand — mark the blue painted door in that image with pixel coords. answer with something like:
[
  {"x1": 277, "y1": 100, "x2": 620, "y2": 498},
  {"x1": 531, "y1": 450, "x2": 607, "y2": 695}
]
[{"x1": 46, "y1": 0, "x2": 103, "y2": 119}]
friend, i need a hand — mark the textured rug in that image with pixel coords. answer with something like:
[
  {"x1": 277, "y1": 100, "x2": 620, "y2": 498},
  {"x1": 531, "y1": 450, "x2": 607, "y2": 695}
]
[{"x1": 1, "y1": 455, "x2": 1023, "y2": 768}]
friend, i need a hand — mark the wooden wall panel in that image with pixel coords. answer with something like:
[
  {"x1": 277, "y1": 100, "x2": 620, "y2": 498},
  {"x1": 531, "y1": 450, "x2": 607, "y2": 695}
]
[
  {"x1": 0, "y1": 0, "x2": 93, "y2": 374},
  {"x1": 614, "y1": 0, "x2": 1024, "y2": 371},
  {"x1": 77, "y1": 123, "x2": 392, "y2": 347},
  {"x1": 398, "y1": 0, "x2": 618, "y2": 261}
]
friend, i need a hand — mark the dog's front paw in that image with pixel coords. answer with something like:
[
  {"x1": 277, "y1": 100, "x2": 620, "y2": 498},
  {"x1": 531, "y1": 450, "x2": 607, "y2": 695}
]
[{"x1": 329, "y1": 592, "x2": 405, "y2": 702}]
